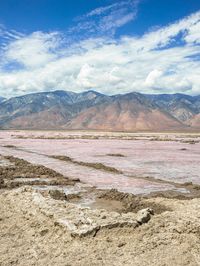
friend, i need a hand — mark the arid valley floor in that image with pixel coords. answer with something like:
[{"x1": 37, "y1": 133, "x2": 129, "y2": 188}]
[{"x1": 0, "y1": 131, "x2": 200, "y2": 265}]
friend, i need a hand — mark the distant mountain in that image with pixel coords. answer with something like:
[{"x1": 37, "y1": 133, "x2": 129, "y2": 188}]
[
  {"x1": 0, "y1": 90, "x2": 110, "y2": 129},
  {"x1": 65, "y1": 92, "x2": 185, "y2": 131},
  {"x1": 146, "y1": 94, "x2": 200, "y2": 123},
  {"x1": 0, "y1": 90, "x2": 200, "y2": 131}
]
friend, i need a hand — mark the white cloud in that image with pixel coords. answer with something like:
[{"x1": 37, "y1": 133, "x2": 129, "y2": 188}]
[
  {"x1": 69, "y1": 0, "x2": 139, "y2": 37},
  {"x1": 86, "y1": 0, "x2": 139, "y2": 18},
  {"x1": 0, "y1": 24, "x2": 25, "y2": 40},
  {"x1": 77, "y1": 64, "x2": 94, "y2": 88},
  {"x1": 86, "y1": 3, "x2": 119, "y2": 17},
  {"x1": 0, "y1": 10, "x2": 200, "y2": 98},
  {"x1": 145, "y1": 69, "x2": 163, "y2": 87},
  {"x1": 4, "y1": 31, "x2": 61, "y2": 69}
]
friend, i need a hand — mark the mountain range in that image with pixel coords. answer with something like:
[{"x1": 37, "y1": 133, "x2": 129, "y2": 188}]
[{"x1": 0, "y1": 90, "x2": 200, "y2": 131}]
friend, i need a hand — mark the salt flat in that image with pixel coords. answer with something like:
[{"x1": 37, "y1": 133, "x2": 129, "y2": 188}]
[{"x1": 0, "y1": 130, "x2": 200, "y2": 195}]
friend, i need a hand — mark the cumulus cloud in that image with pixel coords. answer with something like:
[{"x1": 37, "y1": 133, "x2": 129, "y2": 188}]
[
  {"x1": 77, "y1": 64, "x2": 95, "y2": 88},
  {"x1": 145, "y1": 70, "x2": 163, "y2": 87},
  {"x1": 0, "y1": 10, "x2": 200, "y2": 98}
]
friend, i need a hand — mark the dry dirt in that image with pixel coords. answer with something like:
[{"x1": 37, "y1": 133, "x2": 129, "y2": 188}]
[
  {"x1": 0, "y1": 187, "x2": 200, "y2": 266},
  {"x1": 0, "y1": 155, "x2": 200, "y2": 265}
]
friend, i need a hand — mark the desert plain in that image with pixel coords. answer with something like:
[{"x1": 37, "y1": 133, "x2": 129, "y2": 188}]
[{"x1": 0, "y1": 130, "x2": 200, "y2": 266}]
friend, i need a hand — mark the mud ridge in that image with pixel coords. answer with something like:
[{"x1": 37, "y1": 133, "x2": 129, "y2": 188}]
[
  {"x1": 51, "y1": 155, "x2": 123, "y2": 174},
  {"x1": 0, "y1": 155, "x2": 79, "y2": 189}
]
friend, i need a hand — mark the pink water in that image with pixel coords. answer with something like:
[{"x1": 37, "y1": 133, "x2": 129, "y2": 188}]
[{"x1": 0, "y1": 130, "x2": 200, "y2": 194}]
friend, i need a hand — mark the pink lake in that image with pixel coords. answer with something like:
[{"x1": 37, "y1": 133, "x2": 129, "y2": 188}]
[{"x1": 0, "y1": 130, "x2": 200, "y2": 194}]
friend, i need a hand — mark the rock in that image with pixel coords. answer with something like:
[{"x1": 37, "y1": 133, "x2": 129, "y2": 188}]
[
  {"x1": 118, "y1": 242, "x2": 126, "y2": 248},
  {"x1": 71, "y1": 178, "x2": 80, "y2": 182},
  {"x1": 40, "y1": 229, "x2": 49, "y2": 236},
  {"x1": 136, "y1": 208, "x2": 154, "y2": 225}
]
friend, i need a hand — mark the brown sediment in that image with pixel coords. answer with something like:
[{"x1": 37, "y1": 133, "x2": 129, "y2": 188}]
[
  {"x1": 48, "y1": 190, "x2": 81, "y2": 201},
  {"x1": 3, "y1": 145, "x2": 17, "y2": 148},
  {"x1": 150, "y1": 137, "x2": 178, "y2": 142},
  {"x1": 180, "y1": 140, "x2": 199, "y2": 144},
  {"x1": 98, "y1": 189, "x2": 170, "y2": 214},
  {"x1": 183, "y1": 182, "x2": 200, "y2": 190},
  {"x1": 51, "y1": 155, "x2": 123, "y2": 174},
  {"x1": 107, "y1": 153, "x2": 126, "y2": 157},
  {"x1": 0, "y1": 155, "x2": 79, "y2": 189}
]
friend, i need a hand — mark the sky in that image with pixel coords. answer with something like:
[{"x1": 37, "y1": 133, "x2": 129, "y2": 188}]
[{"x1": 0, "y1": 0, "x2": 200, "y2": 98}]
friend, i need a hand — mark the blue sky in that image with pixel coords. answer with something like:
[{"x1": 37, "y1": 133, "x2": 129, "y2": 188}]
[{"x1": 0, "y1": 0, "x2": 200, "y2": 97}]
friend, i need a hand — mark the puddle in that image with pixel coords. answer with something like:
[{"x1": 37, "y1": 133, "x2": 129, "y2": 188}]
[
  {"x1": 33, "y1": 184, "x2": 124, "y2": 212},
  {"x1": 75, "y1": 197, "x2": 124, "y2": 213}
]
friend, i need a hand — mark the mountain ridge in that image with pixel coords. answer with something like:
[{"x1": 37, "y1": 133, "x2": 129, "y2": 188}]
[{"x1": 0, "y1": 90, "x2": 200, "y2": 131}]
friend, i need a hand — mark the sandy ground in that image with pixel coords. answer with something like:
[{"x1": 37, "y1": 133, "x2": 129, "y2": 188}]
[{"x1": 0, "y1": 187, "x2": 200, "y2": 266}]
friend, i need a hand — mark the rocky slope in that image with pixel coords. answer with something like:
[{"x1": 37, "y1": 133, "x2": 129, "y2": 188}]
[{"x1": 0, "y1": 90, "x2": 200, "y2": 130}]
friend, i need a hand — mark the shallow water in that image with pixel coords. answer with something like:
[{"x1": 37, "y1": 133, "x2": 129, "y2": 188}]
[{"x1": 0, "y1": 130, "x2": 199, "y2": 194}]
